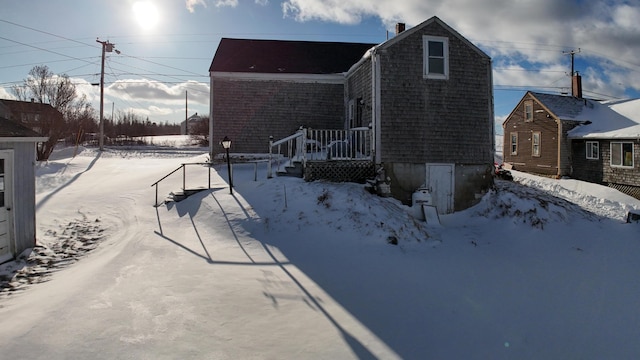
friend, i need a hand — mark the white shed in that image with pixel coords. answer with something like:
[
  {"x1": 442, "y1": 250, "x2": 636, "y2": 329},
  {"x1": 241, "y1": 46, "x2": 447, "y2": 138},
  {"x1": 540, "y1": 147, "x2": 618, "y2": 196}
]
[{"x1": 0, "y1": 116, "x2": 47, "y2": 263}]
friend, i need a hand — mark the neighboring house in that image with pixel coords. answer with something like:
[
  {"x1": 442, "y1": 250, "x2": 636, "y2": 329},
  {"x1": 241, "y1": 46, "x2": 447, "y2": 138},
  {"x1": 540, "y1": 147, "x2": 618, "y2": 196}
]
[
  {"x1": 180, "y1": 113, "x2": 205, "y2": 135},
  {"x1": 502, "y1": 85, "x2": 640, "y2": 199},
  {"x1": 0, "y1": 116, "x2": 48, "y2": 263},
  {"x1": 209, "y1": 16, "x2": 495, "y2": 213},
  {"x1": 568, "y1": 99, "x2": 640, "y2": 198},
  {"x1": 0, "y1": 99, "x2": 64, "y2": 160},
  {"x1": 502, "y1": 89, "x2": 588, "y2": 178},
  {"x1": 0, "y1": 99, "x2": 62, "y2": 136}
]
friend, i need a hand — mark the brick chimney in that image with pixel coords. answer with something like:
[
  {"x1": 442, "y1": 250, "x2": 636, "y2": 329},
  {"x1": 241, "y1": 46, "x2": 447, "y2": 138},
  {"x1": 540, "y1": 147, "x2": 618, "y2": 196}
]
[
  {"x1": 395, "y1": 23, "x2": 406, "y2": 36},
  {"x1": 572, "y1": 72, "x2": 582, "y2": 98}
]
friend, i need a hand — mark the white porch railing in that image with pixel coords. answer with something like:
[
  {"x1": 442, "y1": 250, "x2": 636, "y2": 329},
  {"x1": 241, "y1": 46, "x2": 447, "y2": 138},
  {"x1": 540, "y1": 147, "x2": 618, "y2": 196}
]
[{"x1": 268, "y1": 127, "x2": 372, "y2": 178}]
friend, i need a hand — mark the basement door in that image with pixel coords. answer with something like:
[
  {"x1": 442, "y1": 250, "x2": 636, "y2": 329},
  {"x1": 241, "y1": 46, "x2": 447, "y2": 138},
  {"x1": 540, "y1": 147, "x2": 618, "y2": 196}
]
[
  {"x1": 0, "y1": 150, "x2": 13, "y2": 264},
  {"x1": 426, "y1": 163, "x2": 454, "y2": 214}
]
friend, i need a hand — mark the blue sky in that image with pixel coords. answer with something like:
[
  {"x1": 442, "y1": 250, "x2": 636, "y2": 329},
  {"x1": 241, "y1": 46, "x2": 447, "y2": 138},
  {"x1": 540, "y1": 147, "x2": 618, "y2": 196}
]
[{"x1": 1, "y1": 0, "x2": 639, "y2": 133}]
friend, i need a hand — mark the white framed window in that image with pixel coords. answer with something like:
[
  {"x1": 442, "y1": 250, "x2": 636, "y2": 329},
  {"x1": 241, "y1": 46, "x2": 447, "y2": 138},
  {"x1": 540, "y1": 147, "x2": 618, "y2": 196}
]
[
  {"x1": 586, "y1": 141, "x2": 599, "y2": 160},
  {"x1": 611, "y1": 142, "x2": 634, "y2": 168},
  {"x1": 423, "y1": 35, "x2": 449, "y2": 80},
  {"x1": 532, "y1": 132, "x2": 541, "y2": 157},
  {"x1": 524, "y1": 101, "x2": 533, "y2": 122},
  {"x1": 510, "y1": 132, "x2": 518, "y2": 155}
]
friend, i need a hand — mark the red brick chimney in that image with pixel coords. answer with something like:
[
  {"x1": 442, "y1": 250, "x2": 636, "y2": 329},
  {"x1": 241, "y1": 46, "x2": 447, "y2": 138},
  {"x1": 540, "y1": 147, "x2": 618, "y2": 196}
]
[
  {"x1": 572, "y1": 72, "x2": 582, "y2": 98},
  {"x1": 395, "y1": 23, "x2": 406, "y2": 36}
]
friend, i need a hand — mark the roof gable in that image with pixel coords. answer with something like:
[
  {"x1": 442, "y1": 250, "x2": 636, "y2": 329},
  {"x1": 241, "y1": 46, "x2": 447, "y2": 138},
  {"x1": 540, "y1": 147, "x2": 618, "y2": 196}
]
[
  {"x1": 529, "y1": 92, "x2": 593, "y2": 120},
  {"x1": 378, "y1": 16, "x2": 490, "y2": 60},
  {"x1": 209, "y1": 38, "x2": 375, "y2": 75},
  {"x1": 511, "y1": 92, "x2": 640, "y2": 139}
]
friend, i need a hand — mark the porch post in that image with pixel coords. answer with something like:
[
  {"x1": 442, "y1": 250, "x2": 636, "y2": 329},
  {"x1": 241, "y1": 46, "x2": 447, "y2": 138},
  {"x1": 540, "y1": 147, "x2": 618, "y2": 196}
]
[{"x1": 267, "y1": 136, "x2": 273, "y2": 179}]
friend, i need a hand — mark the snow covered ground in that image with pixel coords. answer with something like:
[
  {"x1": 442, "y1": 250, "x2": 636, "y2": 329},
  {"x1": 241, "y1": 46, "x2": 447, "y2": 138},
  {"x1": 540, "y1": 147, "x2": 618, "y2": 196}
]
[{"x1": 0, "y1": 139, "x2": 639, "y2": 359}]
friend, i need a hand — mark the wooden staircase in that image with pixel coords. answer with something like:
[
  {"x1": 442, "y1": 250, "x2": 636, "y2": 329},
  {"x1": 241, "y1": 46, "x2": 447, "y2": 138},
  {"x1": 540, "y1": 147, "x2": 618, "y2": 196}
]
[
  {"x1": 276, "y1": 160, "x2": 303, "y2": 177},
  {"x1": 268, "y1": 127, "x2": 373, "y2": 182}
]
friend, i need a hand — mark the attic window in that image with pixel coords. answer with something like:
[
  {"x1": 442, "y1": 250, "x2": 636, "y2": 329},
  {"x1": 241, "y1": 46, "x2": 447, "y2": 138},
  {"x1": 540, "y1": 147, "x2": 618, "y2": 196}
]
[
  {"x1": 423, "y1": 35, "x2": 449, "y2": 80},
  {"x1": 524, "y1": 101, "x2": 533, "y2": 122}
]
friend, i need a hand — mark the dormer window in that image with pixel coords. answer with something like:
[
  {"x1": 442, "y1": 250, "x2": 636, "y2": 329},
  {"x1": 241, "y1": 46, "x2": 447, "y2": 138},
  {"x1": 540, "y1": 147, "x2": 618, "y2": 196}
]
[{"x1": 423, "y1": 35, "x2": 449, "y2": 80}]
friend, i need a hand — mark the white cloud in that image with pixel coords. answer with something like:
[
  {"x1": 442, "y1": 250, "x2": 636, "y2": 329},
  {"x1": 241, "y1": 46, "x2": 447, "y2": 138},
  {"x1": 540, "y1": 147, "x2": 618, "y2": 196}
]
[
  {"x1": 105, "y1": 79, "x2": 209, "y2": 111},
  {"x1": 185, "y1": 0, "x2": 207, "y2": 12},
  {"x1": 148, "y1": 105, "x2": 175, "y2": 116},
  {"x1": 214, "y1": 0, "x2": 238, "y2": 7},
  {"x1": 281, "y1": 0, "x2": 640, "y2": 99},
  {"x1": 0, "y1": 87, "x2": 16, "y2": 100}
]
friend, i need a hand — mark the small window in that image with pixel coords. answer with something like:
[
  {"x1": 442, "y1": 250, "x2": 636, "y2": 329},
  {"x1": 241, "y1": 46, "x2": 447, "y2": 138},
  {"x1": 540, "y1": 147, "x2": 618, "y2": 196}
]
[
  {"x1": 510, "y1": 132, "x2": 518, "y2": 155},
  {"x1": 524, "y1": 101, "x2": 533, "y2": 122},
  {"x1": 611, "y1": 142, "x2": 634, "y2": 168},
  {"x1": 586, "y1": 141, "x2": 599, "y2": 160},
  {"x1": 423, "y1": 36, "x2": 449, "y2": 80},
  {"x1": 532, "y1": 132, "x2": 541, "y2": 157}
]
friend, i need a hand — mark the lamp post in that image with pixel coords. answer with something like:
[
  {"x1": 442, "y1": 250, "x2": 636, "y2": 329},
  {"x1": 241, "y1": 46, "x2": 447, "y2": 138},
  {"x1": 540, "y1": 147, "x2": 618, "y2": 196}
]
[{"x1": 221, "y1": 136, "x2": 233, "y2": 194}]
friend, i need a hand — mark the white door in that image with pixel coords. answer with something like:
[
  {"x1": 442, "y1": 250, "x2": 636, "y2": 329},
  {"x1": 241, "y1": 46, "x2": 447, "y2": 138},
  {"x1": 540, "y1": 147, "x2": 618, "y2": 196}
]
[
  {"x1": 426, "y1": 163, "x2": 454, "y2": 214},
  {"x1": 0, "y1": 150, "x2": 13, "y2": 264}
]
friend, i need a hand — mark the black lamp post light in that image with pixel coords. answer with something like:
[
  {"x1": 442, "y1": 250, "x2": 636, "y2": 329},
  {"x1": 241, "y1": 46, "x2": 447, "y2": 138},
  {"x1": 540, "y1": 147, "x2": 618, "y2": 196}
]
[{"x1": 221, "y1": 136, "x2": 233, "y2": 194}]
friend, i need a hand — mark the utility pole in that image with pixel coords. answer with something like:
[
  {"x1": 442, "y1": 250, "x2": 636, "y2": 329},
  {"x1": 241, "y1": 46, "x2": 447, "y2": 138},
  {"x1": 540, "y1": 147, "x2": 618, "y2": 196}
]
[
  {"x1": 96, "y1": 39, "x2": 120, "y2": 151},
  {"x1": 564, "y1": 48, "x2": 582, "y2": 98},
  {"x1": 563, "y1": 48, "x2": 581, "y2": 76},
  {"x1": 185, "y1": 91, "x2": 188, "y2": 136}
]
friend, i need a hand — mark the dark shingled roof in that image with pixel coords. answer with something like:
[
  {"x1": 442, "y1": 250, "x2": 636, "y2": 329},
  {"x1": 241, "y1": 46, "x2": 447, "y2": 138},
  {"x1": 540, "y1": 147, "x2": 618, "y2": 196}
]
[
  {"x1": 209, "y1": 38, "x2": 376, "y2": 74},
  {"x1": 1, "y1": 99, "x2": 58, "y2": 115},
  {"x1": 0, "y1": 116, "x2": 44, "y2": 138}
]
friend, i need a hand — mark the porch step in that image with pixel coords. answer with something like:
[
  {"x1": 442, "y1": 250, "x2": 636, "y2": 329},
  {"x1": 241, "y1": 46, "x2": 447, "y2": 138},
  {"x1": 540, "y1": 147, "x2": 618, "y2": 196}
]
[
  {"x1": 168, "y1": 187, "x2": 208, "y2": 203},
  {"x1": 277, "y1": 161, "x2": 303, "y2": 178}
]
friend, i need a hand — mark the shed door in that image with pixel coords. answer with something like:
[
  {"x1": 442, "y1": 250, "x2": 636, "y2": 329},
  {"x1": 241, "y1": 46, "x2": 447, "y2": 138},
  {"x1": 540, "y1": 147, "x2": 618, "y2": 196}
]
[
  {"x1": 426, "y1": 163, "x2": 454, "y2": 214},
  {"x1": 0, "y1": 151, "x2": 13, "y2": 264}
]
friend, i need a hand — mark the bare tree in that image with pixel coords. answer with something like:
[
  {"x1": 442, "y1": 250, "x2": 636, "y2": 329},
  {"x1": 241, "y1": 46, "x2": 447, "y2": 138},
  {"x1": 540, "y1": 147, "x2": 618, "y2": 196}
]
[
  {"x1": 11, "y1": 65, "x2": 95, "y2": 160},
  {"x1": 189, "y1": 115, "x2": 209, "y2": 146}
]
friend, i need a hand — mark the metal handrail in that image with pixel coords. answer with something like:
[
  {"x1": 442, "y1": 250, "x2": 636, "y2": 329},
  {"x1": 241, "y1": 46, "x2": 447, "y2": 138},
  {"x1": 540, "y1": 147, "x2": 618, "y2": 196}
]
[{"x1": 151, "y1": 162, "x2": 212, "y2": 207}]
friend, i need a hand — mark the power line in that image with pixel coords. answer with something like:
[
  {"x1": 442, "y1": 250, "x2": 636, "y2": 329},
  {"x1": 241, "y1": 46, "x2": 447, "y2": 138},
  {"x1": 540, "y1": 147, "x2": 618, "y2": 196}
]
[
  {"x1": 0, "y1": 18, "x2": 96, "y2": 48},
  {"x1": 0, "y1": 35, "x2": 96, "y2": 65},
  {"x1": 0, "y1": 57, "x2": 99, "y2": 70}
]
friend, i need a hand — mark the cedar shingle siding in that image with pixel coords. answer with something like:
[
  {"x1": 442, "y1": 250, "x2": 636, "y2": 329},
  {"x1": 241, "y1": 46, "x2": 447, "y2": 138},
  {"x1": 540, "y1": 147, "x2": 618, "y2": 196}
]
[
  {"x1": 212, "y1": 79, "x2": 344, "y2": 154},
  {"x1": 572, "y1": 139, "x2": 640, "y2": 187},
  {"x1": 345, "y1": 60, "x2": 372, "y2": 128},
  {"x1": 377, "y1": 21, "x2": 493, "y2": 165}
]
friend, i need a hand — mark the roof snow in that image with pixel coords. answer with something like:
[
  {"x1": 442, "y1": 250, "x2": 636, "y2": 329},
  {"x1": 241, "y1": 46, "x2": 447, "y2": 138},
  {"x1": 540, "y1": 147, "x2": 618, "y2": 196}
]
[{"x1": 530, "y1": 92, "x2": 640, "y2": 140}]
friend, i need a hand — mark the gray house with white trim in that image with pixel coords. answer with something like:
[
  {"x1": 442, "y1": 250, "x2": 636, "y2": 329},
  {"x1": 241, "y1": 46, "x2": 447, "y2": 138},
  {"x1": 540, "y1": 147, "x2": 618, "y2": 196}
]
[
  {"x1": 0, "y1": 116, "x2": 47, "y2": 263},
  {"x1": 209, "y1": 16, "x2": 495, "y2": 213}
]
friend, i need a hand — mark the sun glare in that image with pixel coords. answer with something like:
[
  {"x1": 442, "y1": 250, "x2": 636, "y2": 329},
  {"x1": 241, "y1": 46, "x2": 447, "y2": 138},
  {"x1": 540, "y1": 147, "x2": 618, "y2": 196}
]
[{"x1": 133, "y1": 1, "x2": 160, "y2": 30}]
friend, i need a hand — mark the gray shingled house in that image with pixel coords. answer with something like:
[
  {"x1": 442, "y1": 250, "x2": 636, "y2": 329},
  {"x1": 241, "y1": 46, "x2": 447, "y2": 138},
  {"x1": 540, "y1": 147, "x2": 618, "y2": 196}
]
[
  {"x1": 209, "y1": 16, "x2": 495, "y2": 213},
  {"x1": 0, "y1": 116, "x2": 47, "y2": 263}
]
